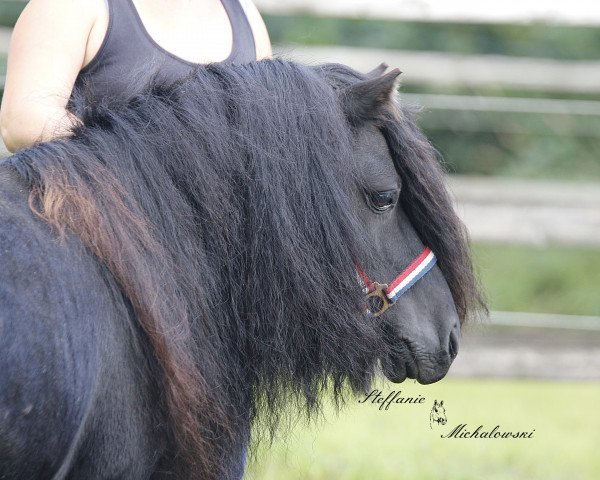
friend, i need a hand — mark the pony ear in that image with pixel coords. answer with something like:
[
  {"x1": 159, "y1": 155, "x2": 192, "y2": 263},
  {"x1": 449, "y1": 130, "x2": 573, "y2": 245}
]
[
  {"x1": 365, "y1": 62, "x2": 389, "y2": 79},
  {"x1": 440, "y1": 400, "x2": 444, "y2": 406},
  {"x1": 433, "y1": 400, "x2": 438, "y2": 406},
  {"x1": 341, "y1": 68, "x2": 401, "y2": 123}
]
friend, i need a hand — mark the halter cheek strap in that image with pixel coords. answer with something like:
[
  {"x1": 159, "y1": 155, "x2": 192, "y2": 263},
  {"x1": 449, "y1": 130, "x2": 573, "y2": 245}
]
[{"x1": 358, "y1": 247, "x2": 437, "y2": 317}]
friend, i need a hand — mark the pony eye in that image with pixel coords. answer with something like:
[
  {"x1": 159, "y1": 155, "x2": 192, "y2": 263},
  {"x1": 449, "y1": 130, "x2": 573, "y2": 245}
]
[{"x1": 366, "y1": 189, "x2": 398, "y2": 213}]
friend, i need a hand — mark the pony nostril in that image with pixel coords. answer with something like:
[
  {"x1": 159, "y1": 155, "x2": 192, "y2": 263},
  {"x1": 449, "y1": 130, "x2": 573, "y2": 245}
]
[{"x1": 448, "y1": 324, "x2": 460, "y2": 360}]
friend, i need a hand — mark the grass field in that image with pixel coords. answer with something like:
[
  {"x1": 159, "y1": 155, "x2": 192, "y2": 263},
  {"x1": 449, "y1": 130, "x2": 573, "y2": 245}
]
[
  {"x1": 472, "y1": 243, "x2": 600, "y2": 316},
  {"x1": 245, "y1": 378, "x2": 600, "y2": 480},
  {"x1": 264, "y1": 15, "x2": 600, "y2": 61}
]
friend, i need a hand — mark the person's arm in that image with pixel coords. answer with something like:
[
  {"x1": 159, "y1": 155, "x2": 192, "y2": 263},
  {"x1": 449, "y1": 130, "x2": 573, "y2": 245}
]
[
  {"x1": 242, "y1": 0, "x2": 272, "y2": 59},
  {"x1": 0, "y1": 0, "x2": 98, "y2": 152}
]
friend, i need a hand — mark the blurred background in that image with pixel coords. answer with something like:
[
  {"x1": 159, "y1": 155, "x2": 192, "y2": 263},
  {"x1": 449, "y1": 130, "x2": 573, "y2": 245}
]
[{"x1": 1, "y1": 0, "x2": 599, "y2": 478}]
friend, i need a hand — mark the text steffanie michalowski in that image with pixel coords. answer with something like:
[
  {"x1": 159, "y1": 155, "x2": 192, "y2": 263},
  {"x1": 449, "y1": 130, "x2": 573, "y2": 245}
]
[{"x1": 441, "y1": 424, "x2": 535, "y2": 439}]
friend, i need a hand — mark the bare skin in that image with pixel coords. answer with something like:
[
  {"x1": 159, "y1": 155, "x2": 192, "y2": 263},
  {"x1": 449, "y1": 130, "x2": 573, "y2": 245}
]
[{"x1": 0, "y1": 0, "x2": 272, "y2": 152}]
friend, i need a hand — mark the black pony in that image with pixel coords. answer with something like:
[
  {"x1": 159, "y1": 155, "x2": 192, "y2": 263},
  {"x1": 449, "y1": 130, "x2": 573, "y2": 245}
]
[{"x1": 0, "y1": 60, "x2": 484, "y2": 479}]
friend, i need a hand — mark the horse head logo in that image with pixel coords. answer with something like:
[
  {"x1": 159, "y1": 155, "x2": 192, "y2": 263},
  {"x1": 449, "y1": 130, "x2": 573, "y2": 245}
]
[{"x1": 430, "y1": 400, "x2": 447, "y2": 428}]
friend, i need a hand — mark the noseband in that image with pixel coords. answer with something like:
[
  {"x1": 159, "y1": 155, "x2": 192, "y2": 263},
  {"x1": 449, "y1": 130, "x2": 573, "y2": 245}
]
[{"x1": 358, "y1": 247, "x2": 437, "y2": 317}]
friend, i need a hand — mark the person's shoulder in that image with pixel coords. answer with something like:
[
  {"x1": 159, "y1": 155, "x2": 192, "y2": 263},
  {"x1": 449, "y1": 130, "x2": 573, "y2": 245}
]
[{"x1": 12, "y1": 0, "x2": 103, "y2": 54}]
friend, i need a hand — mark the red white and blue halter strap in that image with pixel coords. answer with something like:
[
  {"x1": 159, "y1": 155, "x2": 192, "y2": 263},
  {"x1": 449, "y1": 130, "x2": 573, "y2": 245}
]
[{"x1": 358, "y1": 247, "x2": 437, "y2": 316}]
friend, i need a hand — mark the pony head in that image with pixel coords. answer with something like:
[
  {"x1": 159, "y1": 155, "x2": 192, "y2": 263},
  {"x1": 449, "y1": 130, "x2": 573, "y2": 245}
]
[{"x1": 316, "y1": 62, "x2": 485, "y2": 385}]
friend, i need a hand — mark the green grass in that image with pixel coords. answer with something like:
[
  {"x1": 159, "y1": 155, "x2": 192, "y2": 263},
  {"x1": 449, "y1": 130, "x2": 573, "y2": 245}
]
[
  {"x1": 265, "y1": 14, "x2": 600, "y2": 61},
  {"x1": 473, "y1": 243, "x2": 600, "y2": 316},
  {"x1": 419, "y1": 111, "x2": 600, "y2": 180},
  {"x1": 245, "y1": 378, "x2": 600, "y2": 480}
]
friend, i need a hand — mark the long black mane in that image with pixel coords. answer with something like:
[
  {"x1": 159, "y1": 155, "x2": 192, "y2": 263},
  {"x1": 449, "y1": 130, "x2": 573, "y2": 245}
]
[
  {"x1": 5, "y1": 59, "x2": 483, "y2": 478},
  {"x1": 7, "y1": 60, "x2": 386, "y2": 478}
]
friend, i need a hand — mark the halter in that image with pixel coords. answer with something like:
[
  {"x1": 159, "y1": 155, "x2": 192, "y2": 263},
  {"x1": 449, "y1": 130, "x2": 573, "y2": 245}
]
[{"x1": 358, "y1": 247, "x2": 437, "y2": 317}]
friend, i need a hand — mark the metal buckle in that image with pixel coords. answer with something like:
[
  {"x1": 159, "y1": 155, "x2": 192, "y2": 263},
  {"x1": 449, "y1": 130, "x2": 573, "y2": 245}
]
[{"x1": 365, "y1": 282, "x2": 391, "y2": 317}]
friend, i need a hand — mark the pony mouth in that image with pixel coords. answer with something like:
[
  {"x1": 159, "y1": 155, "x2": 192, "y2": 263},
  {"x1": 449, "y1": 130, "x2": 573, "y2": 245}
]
[
  {"x1": 380, "y1": 358, "x2": 415, "y2": 383},
  {"x1": 405, "y1": 359, "x2": 418, "y2": 380},
  {"x1": 381, "y1": 340, "x2": 451, "y2": 385},
  {"x1": 380, "y1": 344, "x2": 419, "y2": 383}
]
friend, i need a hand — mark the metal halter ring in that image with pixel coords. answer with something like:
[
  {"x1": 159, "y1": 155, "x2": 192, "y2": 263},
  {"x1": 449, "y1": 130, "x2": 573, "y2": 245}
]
[{"x1": 365, "y1": 282, "x2": 392, "y2": 317}]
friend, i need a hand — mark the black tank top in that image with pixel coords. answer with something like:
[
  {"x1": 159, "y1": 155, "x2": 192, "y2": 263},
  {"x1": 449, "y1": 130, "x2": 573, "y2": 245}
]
[{"x1": 72, "y1": 0, "x2": 257, "y2": 101}]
